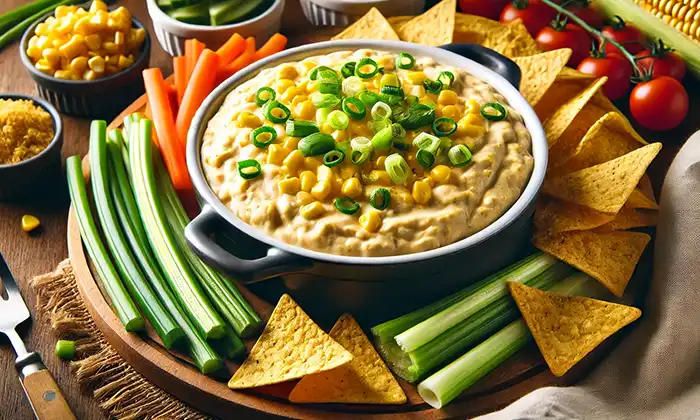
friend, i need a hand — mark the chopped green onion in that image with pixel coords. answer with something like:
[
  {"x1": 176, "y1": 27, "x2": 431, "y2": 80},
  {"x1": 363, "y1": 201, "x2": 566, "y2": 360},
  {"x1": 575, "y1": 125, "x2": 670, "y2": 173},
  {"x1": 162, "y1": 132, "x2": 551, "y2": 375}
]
[
  {"x1": 355, "y1": 58, "x2": 379, "y2": 79},
  {"x1": 316, "y1": 108, "x2": 332, "y2": 125},
  {"x1": 286, "y1": 120, "x2": 319, "y2": 137},
  {"x1": 298, "y1": 132, "x2": 336, "y2": 156},
  {"x1": 319, "y1": 73, "x2": 342, "y2": 95},
  {"x1": 351, "y1": 150, "x2": 371, "y2": 165},
  {"x1": 432, "y1": 117, "x2": 457, "y2": 137},
  {"x1": 416, "y1": 149, "x2": 436, "y2": 168},
  {"x1": 323, "y1": 149, "x2": 345, "y2": 167},
  {"x1": 311, "y1": 92, "x2": 341, "y2": 109},
  {"x1": 254, "y1": 87, "x2": 276, "y2": 107},
  {"x1": 310, "y1": 65, "x2": 335, "y2": 80},
  {"x1": 385, "y1": 153, "x2": 410, "y2": 184},
  {"x1": 423, "y1": 79, "x2": 443, "y2": 94},
  {"x1": 396, "y1": 104, "x2": 436, "y2": 130},
  {"x1": 341, "y1": 62, "x2": 356, "y2": 78},
  {"x1": 405, "y1": 95, "x2": 419, "y2": 106},
  {"x1": 263, "y1": 100, "x2": 291, "y2": 124},
  {"x1": 413, "y1": 132, "x2": 440, "y2": 149},
  {"x1": 55, "y1": 340, "x2": 76, "y2": 360},
  {"x1": 415, "y1": 134, "x2": 442, "y2": 168},
  {"x1": 238, "y1": 159, "x2": 262, "y2": 179},
  {"x1": 371, "y1": 126, "x2": 394, "y2": 152},
  {"x1": 381, "y1": 85, "x2": 404, "y2": 97},
  {"x1": 371, "y1": 118, "x2": 391, "y2": 134},
  {"x1": 342, "y1": 76, "x2": 366, "y2": 97},
  {"x1": 371, "y1": 102, "x2": 392, "y2": 121},
  {"x1": 370, "y1": 188, "x2": 391, "y2": 210},
  {"x1": 351, "y1": 136, "x2": 373, "y2": 153},
  {"x1": 342, "y1": 97, "x2": 366, "y2": 120},
  {"x1": 391, "y1": 123, "x2": 407, "y2": 140},
  {"x1": 334, "y1": 196, "x2": 360, "y2": 215},
  {"x1": 250, "y1": 126, "x2": 277, "y2": 148},
  {"x1": 396, "y1": 53, "x2": 416, "y2": 70},
  {"x1": 437, "y1": 71, "x2": 455, "y2": 87},
  {"x1": 448, "y1": 144, "x2": 472, "y2": 167},
  {"x1": 328, "y1": 110, "x2": 350, "y2": 130},
  {"x1": 359, "y1": 91, "x2": 380, "y2": 108},
  {"x1": 335, "y1": 141, "x2": 351, "y2": 156},
  {"x1": 480, "y1": 102, "x2": 507, "y2": 121}
]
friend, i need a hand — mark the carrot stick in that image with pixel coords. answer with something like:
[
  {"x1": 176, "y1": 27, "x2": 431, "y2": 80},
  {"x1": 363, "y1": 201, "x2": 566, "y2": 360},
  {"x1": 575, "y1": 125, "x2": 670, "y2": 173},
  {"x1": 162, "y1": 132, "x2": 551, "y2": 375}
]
[
  {"x1": 184, "y1": 38, "x2": 205, "y2": 85},
  {"x1": 142, "y1": 68, "x2": 192, "y2": 190},
  {"x1": 176, "y1": 49, "x2": 220, "y2": 148},
  {"x1": 253, "y1": 33, "x2": 288, "y2": 62},
  {"x1": 165, "y1": 83, "x2": 179, "y2": 117},
  {"x1": 216, "y1": 37, "x2": 256, "y2": 84},
  {"x1": 216, "y1": 33, "x2": 246, "y2": 66},
  {"x1": 173, "y1": 56, "x2": 187, "y2": 105}
]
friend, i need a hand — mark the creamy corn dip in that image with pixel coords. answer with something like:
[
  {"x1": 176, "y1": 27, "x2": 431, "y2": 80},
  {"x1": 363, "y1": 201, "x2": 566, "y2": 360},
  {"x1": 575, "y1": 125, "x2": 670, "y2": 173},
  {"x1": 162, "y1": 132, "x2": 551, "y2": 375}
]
[{"x1": 201, "y1": 49, "x2": 534, "y2": 257}]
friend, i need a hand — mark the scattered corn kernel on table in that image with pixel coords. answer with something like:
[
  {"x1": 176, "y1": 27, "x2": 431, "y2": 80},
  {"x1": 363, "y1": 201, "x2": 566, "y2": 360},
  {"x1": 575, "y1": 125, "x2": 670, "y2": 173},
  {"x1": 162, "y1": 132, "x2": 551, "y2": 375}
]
[{"x1": 1, "y1": 0, "x2": 700, "y2": 419}]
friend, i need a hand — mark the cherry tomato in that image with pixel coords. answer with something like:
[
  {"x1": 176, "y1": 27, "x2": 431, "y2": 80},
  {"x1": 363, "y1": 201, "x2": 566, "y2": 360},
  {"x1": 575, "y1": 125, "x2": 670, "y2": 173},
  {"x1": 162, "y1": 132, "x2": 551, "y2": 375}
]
[
  {"x1": 577, "y1": 54, "x2": 633, "y2": 100},
  {"x1": 570, "y1": 5, "x2": 604, "y2": 28},
  {"x1": 500, "y1": 0, "x2": 556, "y2": 37},
  {"x1": 600, "y1": 17, "x2": 645, "y2": 55},
  {"x1": 630, "y1": 76, "x2": 688, "y2": 131},
  {"x1": 458, "y1": 0, "x2": 510, "y2": 20},
  {"x1": 536, "y1": 24, "x2": 591, "y2": 67},
  {"x1": 636, "y1": 49, "x2": 686, "y2": 81}
]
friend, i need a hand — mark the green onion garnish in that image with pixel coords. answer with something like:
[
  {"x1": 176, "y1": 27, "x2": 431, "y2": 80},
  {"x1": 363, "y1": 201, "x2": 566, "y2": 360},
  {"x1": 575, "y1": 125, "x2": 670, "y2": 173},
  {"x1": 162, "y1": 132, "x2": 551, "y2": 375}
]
[
  {"x1": 342, "y1": 76, "x2": 366, "y2": 98},
  {"x1": 298, "y1": 132, "x2": 336, "y2": 157},
  {"x1": 413, "y1": 133, "x2": 441, "y2": 168},
  {"x1": 311, "y1": 92, "x2": 341, "y2": 109},
  {"x1": 334, "y1": 196, "x2": 360, "y2": 215},
  {"x1": 328, "y1": 110, "x2": 350, "y2": 131},
  {"x1": 238, "y1": 159, "x2": 262, "y2": 179},
  {"x1": 405, "y1": 95, "x2": 419, "y2": 106},
  {"x1": 413, "y1": 132, "x2": 440, "y2": 149},
  {"x1": 341, "y1": 62, "x2": 356, "y2": 79},
  {"x1": 480, "y1": 102, "x2": 507, "y2": 121},
  {"x1": 263, "y1": 100, "x2": 291, "y2": 124},
  {"x1": 342, "y1": 97, "x2": 366, "y2": 120},
  {"x1": 448, "y1": 144, "x2": 472, "y2": 167},
  {"x1": 385, "y1": 153, "x2": 410, "y2": 184},
  {"x1": 397, "y1": 104, "x2": 436, "y2": 130},
  {"x1": 371, "y1": 126, "x2": 394, "y2": 152},
  {"x1": 440, "y1": 136, "x2": 452, "y2": 150},
  {"x1": 250, "y1": 126, "x2": 277, "y2": 148},
  {"x1": 310, "y1": 65, "x2": 335, "y2": 80},
  {"x1": 254, "y1": 87, "x2": 276, "y2": 107},
  {"x1": 432, "y1": 117, "x2": 457, "y2": 137},
  {"x1": 323, "y1": 149, "x2": 345, "y2": 167},
  {"x1": 359, "y1": 91, "x2": 380, "y2": 108},
  {"x1": 417, "y1": 149, "x2": 437, "y2": 168},
  {"x1": 437, "y1": 71, "x2": 455, "y2": 87},
  {"x1": 370, "y1": 188, "x2": 391, "y2": 210},
  {"x1": 319, "y1": 70, "x2": 342, "y2": 95},
  {"x1": 335, "y1": 141, "x2": 350, "y2": 156},
  {"x1": 391, "y1": 123, "x2": 407, "y2": 140},
  {"x1": 286, "y1": 120, "x2": 319, "y2": 137},
  {"x1": 371, "y1": 102, "x2": 392, "y2": 121},
  {"x1": 372, "y1": 118, "x2": 391, "y2": 134},
  {"x1": 381, "y1": 85, "x2": 404, "y2": 97},
  {"x1": 351, "y1": 149, "x2": 371, "y2": 165},
  {"x1": 316, "y1": 108, "x2": 333, "y2": 125},
  {"x1": 423, "y1": 79, "x2": 443, "y2": 94},
  {"x1": 355, "y1": 58, "x2": 379, "y2": 79},
  {"x1": 351, "y1": 136, "x2": 373, "y2": 153},
  {"x1": 396, "y1": 53, "x2": 416, "y2": 70}
]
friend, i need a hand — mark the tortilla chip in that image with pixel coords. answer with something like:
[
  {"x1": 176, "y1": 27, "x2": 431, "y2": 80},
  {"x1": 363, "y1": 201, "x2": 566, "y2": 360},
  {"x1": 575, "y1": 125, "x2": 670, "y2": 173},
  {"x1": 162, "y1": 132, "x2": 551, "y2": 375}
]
[
  {"x1": 512, "y1": 49, "x2": 572, "y2": 107},
  {"x1": 544, "y1": 77, "x2": 607, "y2": 149},
  {"x1": 332, "y1": 8, "x2": 400, "y2": 41},
  {"x1": 638, "y1": 174, "x2": 656, "y2": 201},
  {"x1": 594, "y1": 207, "x2": 658, "y2": 232},
  {"x1": 454, "y1": 14, "x2": 512, "y2": 54},
  {"x1": 533, "y1": 230, "x2": 651, "y2": 296},
  {"x1": 395, "y1": 0, "x2": 456, "y2": 46},
  {"x1": 502, "y1": 19, "x2": 542, "y2": 58},
  {"x1": 289, "y1": 314, "x2": 407, "y2": 404},
  {"x1": 542, "y1": 143, "x2": 662, "y2": 214},
  {"x1": 627, "y1": 188, "x2": 660, "y2": 210},
  {"x1": 534, "y1": 78, "x2": 593, "y2": 122},
  {"x1": 228, "y1": 294, "x2": 353, "y2": 389},
  {"x1": 547, "y1": 104, "x2": 610, "y2": 170},
  {"x1": 557, "y1": 67, "x2": 597, "y2": 80},
  {"x1": 508, "y1": 282, "x2": 642, "y2": 376},
  {"x1": 534, "y1": 197, "x2": 615, "y2": 235}
]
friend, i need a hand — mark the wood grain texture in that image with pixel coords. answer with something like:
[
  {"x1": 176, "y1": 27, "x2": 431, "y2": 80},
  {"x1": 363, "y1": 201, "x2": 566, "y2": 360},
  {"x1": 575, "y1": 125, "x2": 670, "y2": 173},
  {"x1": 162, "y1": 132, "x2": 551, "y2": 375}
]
[
  {"x1": 1, "y1": 0, "x2": 699, "y2": 418},
  {"x1": 22, "y1": 369, "x2": 77, "y2": 420}
]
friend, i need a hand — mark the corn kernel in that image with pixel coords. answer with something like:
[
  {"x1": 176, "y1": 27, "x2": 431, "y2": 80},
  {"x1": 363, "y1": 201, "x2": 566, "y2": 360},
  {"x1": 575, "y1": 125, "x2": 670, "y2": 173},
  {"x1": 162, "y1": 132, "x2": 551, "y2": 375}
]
[
  {"x1": 339, "y1": 164, "x2": 358, "y2": 180},
  {"x1": 279, "y1": 177, "x2": 301, "y2": 195},
  {"x1": 300, "y1": 61, "x2": 317, "y2": 75},
  {"x1": 407, "y1": 71, "x2": 427, "y2": 85},
  {"x1": 42, "y1": 48, "x2": 60, "y2": 69},
  {"x1": 54, "y1": 69, "x2": 73, "y2": 79},
  {"x1": 84, "y1": 33, "x2": 101, "y2": 50},
  {"x1": 316, "y1": 165, "x2": 333, "y2": 181},
  {"x1": 304, "y1": 156, "x2": 323, "y2": 171},
  {"x1": 59, "y1": 34, "x2": 87, "y2": 60},
  {"x1": 35, "y1": 35, "x2": 50, "y2": 50},
  {"x1": 56, "y1": 15, "x2": 76, "y2": 34},
  {"x1": 341, "y1": 178, "x2": 362, "y2": 198},
  {"x1": 21, "y1": 215, "x2": 41, "y2": 232},
  {"x1": 283, "y1": 150, "x2": 304, "y2": 174},
  {"x1": 467, "y1": 98, "x2": 480, "y2": 114},
  {"x1": 275, "y1": 79, "x2": 296, "y2": 94},
  {"x1": 282, "y1": 137, "x2": 300, "y2": 150},
  {"x1": 281, "y1": 87, "x2": 303, "y2": 103},
  {"x1": 463, "y1": 124, "x2": 486, "y2": 138},
  {"x1": 465, "y1": 113, "x2": 484, "y2": 126},
  {"x1": 332, "y1": 129, "x2": 347, "y2": 143},
  {"x1": 374, "y1": 155, "x2": 387, "y2": 169},
  {"x1": 54, "y1": 6, "x2": 71, "y2": 18},
  {"x1": 294, "y1": 100, "x2": 315, "y2": 120},
  {"x1": 102, "y1": 41, "x2": 119, "y2": 54},
  {"x1": 237, "y1": 111, "x2": 261, "y2": 128},
  {"x1": 114, "y1": 31, "x2": 125, "y2": 46},
  {"x1": 277, "y1": 65, "x2": 299, "y2": 81},
  {"x1": 105, "y1": 64, "x2": 119, "y2": 75},
  {"x1": 438, "y1": 90, "x2": 459, "y2": 105},
  {"x1": 440, "y1": 105, "x2": 461, "y2": 121},
  {"x1": 127, "y1": 28, "x2": 146, "y2": 50},
  {"x1": 73, "y1": 16, "x2": 92, "y2": 35},
  {"x1": 320, "y1": 123, "x2": 333, "y2": 135},
  {"x1": 349, "y1": 122, "x2": 372, "y2": 138},
  {"x1": 331, "y1": 176, "x2": 344, "y2": 196},
  {"x1": 297, "y1": 191, "x2": 315, "y2": 205},
  {"x1": 430, "y1": 165, "x2": 452, "y2": 185},
  {"x1": 300, "y1": 201, "x2": 325, "y2": 220},
  {"x1": 390, "y1": 186, "x2": 414, "y2": 205},
  {"x1": 366, "y1": 170, "x2": 392, "y2": 186},
  {"x1": 311, "y1": 179, "x2": 332, "y2": 201},
  {"x1": 90, "y1": 0, "x2": 108, "y2": 12},
  {"x1": 359, "y1": 210, "x2": 382, "y2": 233},
  {"x1": 267, "y1": 145, "x2": 290, "y2": 165},
  {"x1": 117, "y1": 54, "x2": 133, "y2": 69},
  {"x1": 306, "y1": 80, "x2": 320, "y2": 93},
  {"x1": 105, "y1": 54, "x2": 118, "y2": 66},
  {"x1": 89, "y1": 10, "x2": 108, "y2": 31},
  {"x1": 412, "y1": 180, "x2": 432, "y2": 205},
  {"x1": 300, "y1": 171, "x2": 317, "y2": 192},
  {"x1": 291, "y1": 94, "x2": 308, "y2": 106},
  {"x1": 87, "y1": 55, "x2": 105, "y2": 73},
  {"x1": 35, "y1": 60, "x2": 53, "y2": 74},
  {"x1": 83, "y1": 69, "x2": 99, "y2": 80},
  {"x1": 380, "y1": 73, "x2": 399, "y2": 87}
]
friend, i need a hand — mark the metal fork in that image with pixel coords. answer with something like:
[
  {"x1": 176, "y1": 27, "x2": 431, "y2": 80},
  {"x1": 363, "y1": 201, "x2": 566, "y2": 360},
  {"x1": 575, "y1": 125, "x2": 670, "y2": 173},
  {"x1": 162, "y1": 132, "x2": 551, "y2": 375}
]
[{"x1": 0, "y1": 252, "x2": 76, "y2": 420}]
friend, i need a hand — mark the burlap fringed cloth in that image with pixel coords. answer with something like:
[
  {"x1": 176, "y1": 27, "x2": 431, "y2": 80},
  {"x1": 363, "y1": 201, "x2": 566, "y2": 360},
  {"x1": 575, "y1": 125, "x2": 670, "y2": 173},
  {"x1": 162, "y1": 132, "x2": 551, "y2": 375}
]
[{"x1": 31, "y1": 259, "x2": 208, "y2": 420}]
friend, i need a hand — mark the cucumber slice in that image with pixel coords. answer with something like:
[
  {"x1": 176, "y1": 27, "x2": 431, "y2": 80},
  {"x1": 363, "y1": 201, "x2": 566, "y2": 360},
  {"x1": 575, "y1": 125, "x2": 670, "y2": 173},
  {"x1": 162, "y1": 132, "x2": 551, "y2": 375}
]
[
  {"x1": 210, "y1": 0, "x2": 266, "y2": 26},
  {"x1": 168, "y1": 3, "x2": 210, "y2": 25}
]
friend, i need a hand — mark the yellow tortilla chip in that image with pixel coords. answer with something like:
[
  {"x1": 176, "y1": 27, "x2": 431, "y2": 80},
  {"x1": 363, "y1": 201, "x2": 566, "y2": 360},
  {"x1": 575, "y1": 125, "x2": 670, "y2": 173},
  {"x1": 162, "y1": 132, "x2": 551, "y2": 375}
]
[
  {"x1": 594, "y1": 207, "x2": 658, "y2": 232},
  {"x1": 542, "y1": 143, "x2": 662, "y2": 214},
  {"x1": 289, "y1": 314, "x2": 407, "y2": 404},
  {"x1": 627, "y1": 188, "x2": 659, "y2": 210},
  {"x1": 508, "y1": 282, "x2": 642, "y2": 376},
  {"x1": 512, "y1": 49, "x2": 572, "y2": 107},
  {"x1": 533, "y1": 230, "x2": 651, "y2": 296},
  {"x1": 395, "y1": 0, "x2": 456, "y2": 46},
  {"x1": 332, "y1": 8, "x2": 400, "y2": 41},
  {"x1": 534, "y1": 197, "x2": 615, "y2": 236},
  {"x1": 502, "y1": 19, "x2": 542, "y2": 58},
  {"x1": 544, "y1": 77, "x2": 607, "y2": 149},
  {"x1": 228, "y1": 294, "x2": 353, "y2": 389},
  {"x1": 557, "y1": 67, "x2": 596, "y2": 80},
  {"x1": 534, "y1": 78, "x2": 593, "y2": 122},
  {"x1": 547, "y1": 104, "x2": 609, "y2": 170},
  {"x1": 454, "y1": 14, "x2": 511, "y2": 53}
]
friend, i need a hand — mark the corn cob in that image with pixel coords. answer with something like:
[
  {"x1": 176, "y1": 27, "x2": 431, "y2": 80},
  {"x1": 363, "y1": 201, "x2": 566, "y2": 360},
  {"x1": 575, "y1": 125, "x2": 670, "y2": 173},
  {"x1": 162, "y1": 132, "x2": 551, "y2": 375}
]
[{"x1": 633, "y1": 0, "x2": 700, "y2": 42}]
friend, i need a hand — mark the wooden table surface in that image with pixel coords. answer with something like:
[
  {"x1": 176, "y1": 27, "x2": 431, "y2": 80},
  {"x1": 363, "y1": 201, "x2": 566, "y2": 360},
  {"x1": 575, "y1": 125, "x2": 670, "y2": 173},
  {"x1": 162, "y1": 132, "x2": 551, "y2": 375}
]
[{"x1": 0, "y1": 1, "x2": 698, "y2": 419}]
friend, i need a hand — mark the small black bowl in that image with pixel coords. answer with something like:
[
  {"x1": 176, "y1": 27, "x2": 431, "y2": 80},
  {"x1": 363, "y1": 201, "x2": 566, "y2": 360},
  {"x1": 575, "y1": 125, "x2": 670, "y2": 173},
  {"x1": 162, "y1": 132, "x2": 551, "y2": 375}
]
[
  {"x1": 0, "y1": 94, "x2": 64, "y2": 201},
  {"x1": 19, "y1": 12, "x2": 151, "y2": 119}
]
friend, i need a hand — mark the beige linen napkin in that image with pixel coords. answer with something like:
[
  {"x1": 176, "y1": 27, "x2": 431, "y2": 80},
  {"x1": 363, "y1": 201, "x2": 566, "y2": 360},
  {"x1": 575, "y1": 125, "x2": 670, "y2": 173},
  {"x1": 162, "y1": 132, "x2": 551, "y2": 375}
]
[{"x1": 478, "y1": 132, "x2": 700, "y2": 420}]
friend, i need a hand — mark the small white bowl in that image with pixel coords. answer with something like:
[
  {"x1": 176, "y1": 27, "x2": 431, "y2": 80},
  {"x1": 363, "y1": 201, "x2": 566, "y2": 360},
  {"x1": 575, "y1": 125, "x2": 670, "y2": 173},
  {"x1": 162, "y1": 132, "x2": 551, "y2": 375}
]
[
  {"x1": 146, "y1": 0, "x2": 286, "y2": 56},
  {"x1": 301, "y1": 0, "x2": 425, "y2": 26}
]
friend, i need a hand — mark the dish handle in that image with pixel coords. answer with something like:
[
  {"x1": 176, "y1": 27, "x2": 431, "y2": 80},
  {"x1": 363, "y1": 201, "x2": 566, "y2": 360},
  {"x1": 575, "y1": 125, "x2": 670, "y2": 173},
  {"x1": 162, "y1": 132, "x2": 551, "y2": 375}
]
[
  {"x1": 438, "y1": 43, "x2": 522, "y2": 89},
  {"x1": 185, "y1": 205, "x2": 312, "y2": 283}
]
